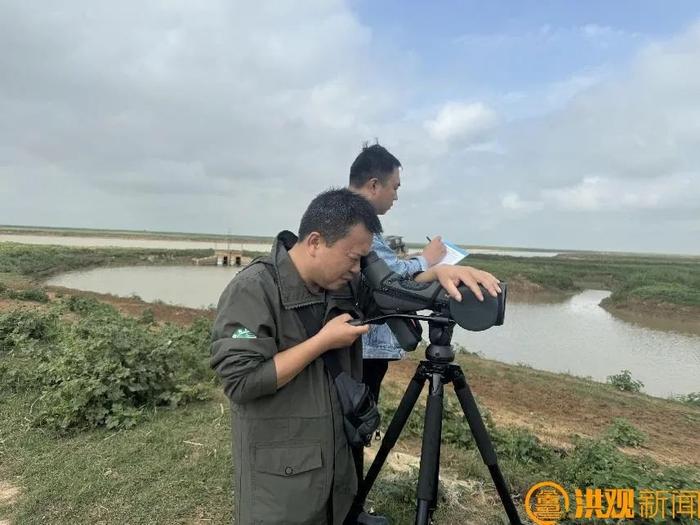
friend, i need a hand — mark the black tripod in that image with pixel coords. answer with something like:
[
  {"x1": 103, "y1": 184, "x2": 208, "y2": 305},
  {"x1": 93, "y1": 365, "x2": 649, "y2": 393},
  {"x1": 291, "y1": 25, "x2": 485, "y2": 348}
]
[{"x1": 354, "y1": 316, "x2": 523, "y2": 525}]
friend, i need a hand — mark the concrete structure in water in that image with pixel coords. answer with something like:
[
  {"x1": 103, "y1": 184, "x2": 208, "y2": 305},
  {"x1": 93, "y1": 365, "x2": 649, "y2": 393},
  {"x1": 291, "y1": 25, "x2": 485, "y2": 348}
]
[
  {"x1": 193, "y1": 249, "x2": 247, "y2": 266},
  {"x1": 215, "y1": 249, "x2": 243, "y2": 266}
]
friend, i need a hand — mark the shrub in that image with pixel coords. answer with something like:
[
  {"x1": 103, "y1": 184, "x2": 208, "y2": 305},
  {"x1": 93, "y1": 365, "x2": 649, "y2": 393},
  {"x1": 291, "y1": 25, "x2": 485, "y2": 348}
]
[
  {"x1": 606, "y1": 369, "x2": 644, "y2": 393},
  {"x1": 139, "y1": 307, "x2": 156, "y2": 324},
  {"x1": 0, "y1": 309, "x2": 58, "y2": 392},
  {"x1": 0, "y1": 357, "x2": 44, "y2": 392},
  {"x1": 491, "y1": 426, "x2": 555, "y2": 465},
  {"x1": 441, "y1": 396, "x2": 477, "y2": 449},
  {"x1": 9, "y1": 287, "x2": 50, "y2": 303},
  {"x1": 674, "y1": 392, "x2": 700, "y2": 407},
  {"x1": 556, "y1": 436, "x2": 637, "y2": 487},
  {"x1": 30, "y1": 312, "x2": 212, "y2": 432},
  {"x1": 64, "y1": 295, "x2": 116, "y2": 316},
  {"x1": 604, "y1": 418, "x2": 647, "y2": 447},
  {"x1": 0, "y1": 309, "x2": 59, "y2": 353}
]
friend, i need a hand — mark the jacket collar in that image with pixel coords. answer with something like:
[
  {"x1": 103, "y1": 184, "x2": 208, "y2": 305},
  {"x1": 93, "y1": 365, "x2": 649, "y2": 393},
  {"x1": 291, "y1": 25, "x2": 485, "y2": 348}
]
[{"x1": 269, "y1": 230, "x2": 326, "y2": 309}]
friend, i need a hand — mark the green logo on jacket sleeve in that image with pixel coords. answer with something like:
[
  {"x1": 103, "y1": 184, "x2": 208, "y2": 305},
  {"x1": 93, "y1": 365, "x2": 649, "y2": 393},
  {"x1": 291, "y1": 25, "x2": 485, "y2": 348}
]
[{"x1": 231, "y1": 327, "x2": 257, "y2": 339}]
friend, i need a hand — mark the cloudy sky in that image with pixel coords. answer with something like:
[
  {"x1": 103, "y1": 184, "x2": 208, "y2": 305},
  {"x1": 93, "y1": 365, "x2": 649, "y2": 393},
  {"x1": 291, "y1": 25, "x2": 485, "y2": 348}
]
[{"x1": 2, "y1": 1, "x2": 700, "y2": 254}]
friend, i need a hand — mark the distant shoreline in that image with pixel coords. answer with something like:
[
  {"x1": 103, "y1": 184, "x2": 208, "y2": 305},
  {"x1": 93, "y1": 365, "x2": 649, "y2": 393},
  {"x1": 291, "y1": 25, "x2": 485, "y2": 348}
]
[
  {"x1": 4, "y1": 224, "x2": 699, "y2": 258},
  {"x1": 0, "y1": 224, "x2": 272, "y2": 245}
]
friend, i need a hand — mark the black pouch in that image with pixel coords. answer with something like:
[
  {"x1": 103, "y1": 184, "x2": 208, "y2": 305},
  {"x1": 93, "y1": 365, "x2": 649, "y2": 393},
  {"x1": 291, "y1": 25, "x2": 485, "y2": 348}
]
[
  {"x1": 296, "y1": 308, "x2": 380, "y2": 448},
  {"x1": 325, "y1": 357, "x2": 380, "y2": 448}
]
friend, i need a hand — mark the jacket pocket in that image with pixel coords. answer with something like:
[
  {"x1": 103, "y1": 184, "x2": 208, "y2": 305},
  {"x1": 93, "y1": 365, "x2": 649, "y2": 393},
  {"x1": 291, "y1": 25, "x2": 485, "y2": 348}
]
[{"x1": 252, "y1": 441, "x2": 327, "y2": 524}]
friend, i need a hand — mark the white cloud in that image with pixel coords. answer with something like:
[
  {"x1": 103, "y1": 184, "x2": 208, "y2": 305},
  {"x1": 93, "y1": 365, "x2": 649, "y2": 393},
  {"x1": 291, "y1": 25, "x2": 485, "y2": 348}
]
[
  {"x1": 501, "y1": 192, "x2": 543, "y2": 212},
  {"x1": 502, "y1": 21, "x2": 700, "y2": 190},
  {"x1": 1, "y1": 3, "x2": 699, "y2": 253},
  {"x1": 0, "y1": 2, "x2": 395, "y2": 213},
  {"x1": 542, "y1": 174, "x2": 698, "y2": 211},
  {"x1": 424, "y1": 101, "x2": 497, "y2": 143},
  {"x1": 580, "y1": 23, "x2": 639, "y2": 42}
]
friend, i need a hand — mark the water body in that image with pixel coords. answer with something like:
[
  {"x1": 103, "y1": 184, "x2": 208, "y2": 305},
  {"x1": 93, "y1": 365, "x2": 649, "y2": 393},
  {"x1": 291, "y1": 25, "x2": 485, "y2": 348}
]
[
  {"x1": 47, "y1": 268, "x2": 700, "y2": 397},
  {"x1": 451, "y1": 290, "x2": 700, "y2": 398},
  {"x1": 47, "y1": 266, "x2": 242, "y2": 309}
]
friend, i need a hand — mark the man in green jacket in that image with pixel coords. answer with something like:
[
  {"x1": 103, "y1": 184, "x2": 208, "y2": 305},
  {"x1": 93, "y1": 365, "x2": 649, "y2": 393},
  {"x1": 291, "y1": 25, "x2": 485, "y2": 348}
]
[{"x1": 211, "y1": 188, "x2": 501, "y2": 524}]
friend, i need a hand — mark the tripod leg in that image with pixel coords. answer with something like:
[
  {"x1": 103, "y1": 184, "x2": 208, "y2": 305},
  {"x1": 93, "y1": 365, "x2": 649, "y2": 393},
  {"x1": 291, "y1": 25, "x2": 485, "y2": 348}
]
[
  {"x1": 451, "y1": 368, "x2": 523, "y2": 525},
  {"x1": 354, "y1": 367, "x2": 427, "y2": 508},
  {"x1": 429, "y1": 437, "x2": 441, "y2": 514},
  {"x1": 415, "y1": 372, "x2": 444, "y2": 525}
]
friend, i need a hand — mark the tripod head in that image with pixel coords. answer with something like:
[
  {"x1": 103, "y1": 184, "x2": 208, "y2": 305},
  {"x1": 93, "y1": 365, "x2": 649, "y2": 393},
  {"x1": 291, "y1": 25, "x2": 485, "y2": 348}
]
[
  {"x1": 425, "y1": 316, "x2": 456, "y2": 364},
  {"x1": 351, "y1": 312, "x2": 457, "y2": 364}
]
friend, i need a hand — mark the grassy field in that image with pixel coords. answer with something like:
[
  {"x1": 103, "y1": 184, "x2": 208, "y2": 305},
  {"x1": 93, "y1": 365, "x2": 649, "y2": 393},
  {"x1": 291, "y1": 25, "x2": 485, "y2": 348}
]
[
  {"x1": 1, "y1": 296, "x2": 699, "y2": 525},
  {"x1": 1, "y1": 240, "x2": 699, "y2": 523},
  {"x1": 1, "y1": 284, "x2": 699, "y2": 524}
]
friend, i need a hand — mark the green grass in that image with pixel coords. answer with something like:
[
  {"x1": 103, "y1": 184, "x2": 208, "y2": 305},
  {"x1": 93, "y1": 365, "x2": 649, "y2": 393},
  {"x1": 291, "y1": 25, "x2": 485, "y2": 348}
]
[
  {"x1": 463, "y1": 252, "x2": 700, "y2": 308},
  {"x1": 0, "y1": 392, "x2": 521, "y2": 525},
  {"x1": 0, "y1": 299, "x2": 231, "y2": 524},
  {"x1": 0, "y1": 392, "x2": 517, "y2": 525},
  {"x1": 0, "y1": 242, "x2": 213, "y2": 281},
  {"x1": 2, "y1": 321, "x2": 700, "y2": 523},
  {"x1": 0, "y1": 391, "x2": 233, "y2": 525}
]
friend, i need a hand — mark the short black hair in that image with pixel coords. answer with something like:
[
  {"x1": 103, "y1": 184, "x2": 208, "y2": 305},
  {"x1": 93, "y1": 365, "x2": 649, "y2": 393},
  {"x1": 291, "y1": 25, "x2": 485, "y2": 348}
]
[
  {"x1": 298, "y1": 188, "x2": 382, "y2": 245},
  {"x1": 348, "y1": 143, "x2": 402, "y2": 188}
]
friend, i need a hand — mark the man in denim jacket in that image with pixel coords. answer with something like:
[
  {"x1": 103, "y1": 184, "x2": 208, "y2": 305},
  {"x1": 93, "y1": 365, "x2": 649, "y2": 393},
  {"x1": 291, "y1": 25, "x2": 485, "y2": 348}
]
[{"x1": 348, "y1": 144, "x2": 448, "y2": 406}]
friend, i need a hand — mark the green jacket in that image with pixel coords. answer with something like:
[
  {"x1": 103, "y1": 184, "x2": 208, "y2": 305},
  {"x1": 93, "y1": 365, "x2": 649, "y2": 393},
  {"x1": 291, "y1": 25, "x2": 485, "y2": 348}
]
[{"x1": 211, "y1": 231, "x2": 366, "y2": 525}]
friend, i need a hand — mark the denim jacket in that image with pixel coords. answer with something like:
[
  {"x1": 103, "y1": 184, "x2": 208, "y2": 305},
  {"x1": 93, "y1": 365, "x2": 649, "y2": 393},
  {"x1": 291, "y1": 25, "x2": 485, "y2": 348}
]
[{"x1": 362, "y1": 234, "x2": 427, "y2": 360}]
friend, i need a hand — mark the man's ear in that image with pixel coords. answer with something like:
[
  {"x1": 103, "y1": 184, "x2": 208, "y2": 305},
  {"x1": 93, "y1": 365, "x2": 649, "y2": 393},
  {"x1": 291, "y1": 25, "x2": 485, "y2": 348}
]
[
  {"x1": 368, "y1": 177, "x2": 380, "y2": 195},
  {"x1": 305, "y1": 231, "x2": 323, "y2": 257}
]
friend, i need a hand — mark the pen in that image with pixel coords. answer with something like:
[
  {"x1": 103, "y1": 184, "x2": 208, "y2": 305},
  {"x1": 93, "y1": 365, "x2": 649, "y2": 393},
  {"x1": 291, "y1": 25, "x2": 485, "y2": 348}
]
[{"x1": 426, "y1": 236, "x2": 431, "y2": 242}]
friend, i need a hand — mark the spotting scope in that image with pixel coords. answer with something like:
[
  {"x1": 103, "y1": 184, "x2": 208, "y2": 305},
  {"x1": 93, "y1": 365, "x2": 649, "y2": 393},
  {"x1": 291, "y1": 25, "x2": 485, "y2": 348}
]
[{"x1": 355, "y1": 252, "x2": 507, "y2": 349}]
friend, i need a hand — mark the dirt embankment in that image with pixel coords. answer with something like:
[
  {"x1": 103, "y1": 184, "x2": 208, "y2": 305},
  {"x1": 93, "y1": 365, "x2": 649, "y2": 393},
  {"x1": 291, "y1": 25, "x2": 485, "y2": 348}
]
[
  {"x1": 385, "y1": 357, "x2": 700, "y2": 469},
  {"x1": 601, "y1": 296, "x2": 700, "y2": 335},
  {"x1": 501, "y1": 277, "x2": 573, "y2": 303},
  {"x1": 44, "y1": 286, "x2": 215, "y2": 325}
]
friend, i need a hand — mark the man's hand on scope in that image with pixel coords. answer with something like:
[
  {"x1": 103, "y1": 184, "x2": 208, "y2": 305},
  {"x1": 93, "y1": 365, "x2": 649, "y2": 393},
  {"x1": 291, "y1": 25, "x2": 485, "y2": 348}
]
[
  {"x1": 422, "y1": 236, "x2": 447, "y2": 267},
  {"x1": 415, "y1": 265, "x2": 501, "y2": 302},
  {"x1": 316, "y1": 313, "x2": 369, "y2": 350}
]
